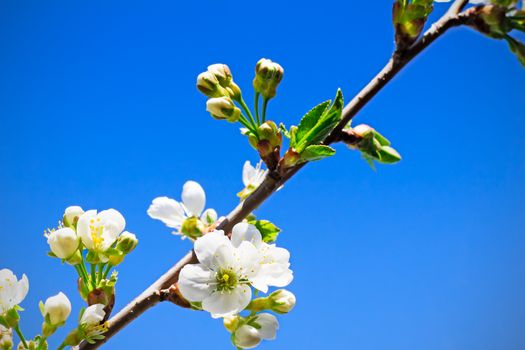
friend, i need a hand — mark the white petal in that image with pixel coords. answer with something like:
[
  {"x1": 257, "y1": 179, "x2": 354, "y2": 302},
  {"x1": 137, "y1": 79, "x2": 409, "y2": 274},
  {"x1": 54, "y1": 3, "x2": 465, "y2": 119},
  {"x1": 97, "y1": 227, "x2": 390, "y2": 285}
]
[
  {"x1": 242, "y1": 161, "x2": 256, "y2": 186},
  {"x1": 231, "y1": 223, "x2": 262, "y2": 248},
  {"x1": 211, "y1": 244, "x2": 235, "y2": 271},
  {"x1": 235, "y1": 241, "x2": 261, "y2": 278},
  {"x1": 194, "y1": 230, "x2": 231, "y2": 268},
  {"x1": 147, "y1": 197, "x2": 185, "y2": 228},
  {"x1": 76, "y1": 210, "x2": 97, "y2": 249},
  {"x1": 200, "y1": 208, "x2": 218, "y2": 225},
  {"x1": 202, "y1": 284, "x2": 252, "y2": 318},
  {"x1": 14, "y1": 274, "x2": 29, "y2": 306},
  {"x1": 255, "y1": 313, "x2": 279, "y2": 340},
  {"x1": 178, "y1": 264, "x2": 215, "y2": 302},
  {"x1": 98, "y1": 209, "x2": 126, "y2": 237},
  {"x1": 182, "y1": 181, "x2": 206, "y2": 217}
]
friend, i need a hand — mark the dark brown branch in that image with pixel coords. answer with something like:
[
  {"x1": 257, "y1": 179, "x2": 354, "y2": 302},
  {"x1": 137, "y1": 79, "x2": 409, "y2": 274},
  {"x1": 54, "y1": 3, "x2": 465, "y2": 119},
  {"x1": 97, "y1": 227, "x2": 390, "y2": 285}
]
[{"x1": 79, "y1": 1, "x2": 470, "y2": 348}]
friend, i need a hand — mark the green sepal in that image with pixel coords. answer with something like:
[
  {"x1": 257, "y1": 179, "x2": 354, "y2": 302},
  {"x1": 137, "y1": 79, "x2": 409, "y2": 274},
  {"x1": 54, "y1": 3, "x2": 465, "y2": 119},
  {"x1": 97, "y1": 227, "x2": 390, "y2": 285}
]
[
  {"x1": 300, "y1": 145, "x2": 336, "y2": 162},
  {"x1": 377, "y1": 146, "x2": 402, "y2": 163},
  {"x1": 47, "y1": 251, "x2": 57, "y2": 258},
  {"x1": 247, "y1": 219, "x2": 281, "y2": 243},
  {"x1": 38, "y1": 301, "x2": 45, "y2": 316}
]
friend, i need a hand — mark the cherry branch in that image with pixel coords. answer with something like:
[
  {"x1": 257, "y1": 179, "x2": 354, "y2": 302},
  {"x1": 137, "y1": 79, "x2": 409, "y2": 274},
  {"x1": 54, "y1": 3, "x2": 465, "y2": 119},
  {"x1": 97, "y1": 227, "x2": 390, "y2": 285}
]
[{"x1": 79, "y1": 0, "x2": 470, "y2": 348}]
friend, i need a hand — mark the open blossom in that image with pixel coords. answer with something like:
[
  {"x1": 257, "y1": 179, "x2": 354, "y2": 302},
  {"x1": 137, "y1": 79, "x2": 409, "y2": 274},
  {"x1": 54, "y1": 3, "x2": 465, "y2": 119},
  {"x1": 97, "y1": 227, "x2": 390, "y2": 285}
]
[
  {"x1": 43, "y1": 292, "x2": 71, "y2": 325},
  {"x1": 76, "y1": 209, "x2": 126, "y2": 260},
  {"x1": 231, "y1": 223, "x2": 293, "y2": 293},
  {"x1": 47, "y1": 227, "x2": 79, "y2": 259},
  {"x1": 178, "y1": 230, "x2": 260, "y2": 318},
  {"x1": 178, "y1": 223, "x2": 292, "y2": 318},
  {"x1": 237, "y1": 161, "x2": 267, "y2": 199},
  {"x1": 233, "y1": 313, "x2": 279, "y2": 349},
  {"x1": 147, "y1": 181, "x2": 217, "y2": 238},
  {"x1": 80, "y1": 304, "x2": 106, "y2": 326},
  {"x1": 0, "y1": 269, "x2": 29, "y2": 316}
]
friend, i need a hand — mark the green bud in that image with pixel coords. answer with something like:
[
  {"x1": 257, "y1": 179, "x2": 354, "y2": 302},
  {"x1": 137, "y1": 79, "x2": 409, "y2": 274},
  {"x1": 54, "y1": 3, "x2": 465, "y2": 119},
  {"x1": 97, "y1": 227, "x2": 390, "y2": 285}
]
[
  {"x1": 468, "y1": 5, "x2": 511, "y2": 39},
  {"x1": 279, "y1": 148, "x2": 301, "y2": 169},
  {"x1": 253, "y1": 58, "x2": 284, "y2": 100},
  {"x1": 196, "y1": 71, "x2": 229, "y2": 98},
  {"x1": 206, "y1": 97, "x2": 241, "y2": 122},
  {"x1": 393, "y1": 0, "x2": 433, "y2": 50},
  {"x1": 225, "y1": 82, "x2": 242, "y2": 101},
  {"x1": 115, "y1": 232, "x2": 138, "y2": 255},
  {"x1": 377, "y1": 146, "x2": 402, "y2": 163},
  {"x1": 1, "y1": 309, "x2": 20, "y2": 329},
  {"x1": 207, "y1": 64, "x2": 232, "y2": 87},
  {"x1": 258, "y1": 121, "x2": 282, "y2": 150},
  {"x1": 180, "y1": 216, "x2": 205, "y2": 240},
  {"x1": 269, "y1": 289, "x2": 296, "y2": 314}
]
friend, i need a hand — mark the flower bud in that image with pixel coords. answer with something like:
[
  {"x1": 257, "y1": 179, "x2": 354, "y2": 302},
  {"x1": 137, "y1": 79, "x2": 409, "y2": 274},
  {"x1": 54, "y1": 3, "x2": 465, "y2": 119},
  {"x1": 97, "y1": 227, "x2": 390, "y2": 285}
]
[
  {"x1": 279, "y1": 148, "x2": 301, "y2": 170},
  {"x1": 253, "y1": 58, "x2": 284, "y2": 100},
  {"x1": 47, "y1": 227, "x2": 80, "y2": 260},
  {"x1": 0, "y1": 325, "x2": 13, "y2": 350},
  {"x1": 116, "y1": 232, "x2": 138, "y2": 255},
  {"x1": 63, "y1": 206, "x2": 84, "y2": 228},
  {"x1": 207, "y1": 64, "x2": 232, "y2": 87},
  {"x1": 225, "y1": 82, "x2": 242, "y2": 101},
  {"x1": 468, "y1": 5, "x2": 510, "y2": 39},
  {"x1": 269, "y1": 289, "x2": 296, "y2": 314},
  {"x1": 80, "y1": 304, "x2": 106, "y2": 327},
  {"x1": 206, "y1": 97, "x2": 241, "y2": 122},
  {"x1": 42, "y1": 292, "x2": 71, "y2": 326},
  {"x1": 180, "y1": 216, "x2": 206, "y2": 240},
  {"x1": 234, "y1": 325, "x2": 261, "y2": 349},
  {"x1": 352, "y1": 124, "x2": 374, "y2": 138},
  {"x1": 197, "y1": 71, "x2": 229, "y2": 98}
]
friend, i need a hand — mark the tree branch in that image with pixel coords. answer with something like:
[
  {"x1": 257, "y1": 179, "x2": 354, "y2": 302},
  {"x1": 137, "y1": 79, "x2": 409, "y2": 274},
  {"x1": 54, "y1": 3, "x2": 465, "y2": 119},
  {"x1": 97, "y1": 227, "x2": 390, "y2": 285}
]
[{"x1": 79, "y1": 1, "x2": 470, "y2": 348}]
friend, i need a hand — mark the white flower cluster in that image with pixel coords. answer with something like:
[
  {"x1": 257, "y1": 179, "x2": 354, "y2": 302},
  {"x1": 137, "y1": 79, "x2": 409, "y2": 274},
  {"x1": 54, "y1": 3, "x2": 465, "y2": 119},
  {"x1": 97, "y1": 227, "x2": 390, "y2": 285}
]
[
  {"x1": 0, "y1": 268, "x2": 107, "y2": 349},
  {"x1": 178, "y1": 222, "x2": 294, "y2": 348}
]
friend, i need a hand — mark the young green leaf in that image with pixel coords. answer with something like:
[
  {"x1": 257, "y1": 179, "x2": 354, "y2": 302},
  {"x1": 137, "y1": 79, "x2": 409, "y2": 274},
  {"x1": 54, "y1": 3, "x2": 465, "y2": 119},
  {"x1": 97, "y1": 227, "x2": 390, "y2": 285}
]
[
  {"x1": 248, "y1": 219, "x2": 281, "y2": 243},
  {"x1": 300, "y1": 145, "x2": 336, "y2": 162},
  {"x1": 295, "y1": 100, "x2": 331, "y2": 143}
]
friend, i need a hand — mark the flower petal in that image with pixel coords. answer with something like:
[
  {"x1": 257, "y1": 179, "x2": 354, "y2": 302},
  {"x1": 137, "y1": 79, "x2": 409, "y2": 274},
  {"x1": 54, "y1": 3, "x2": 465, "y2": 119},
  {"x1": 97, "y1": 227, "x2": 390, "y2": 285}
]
[
  {"x1": 178, "y1": 264, "x2": 216, "y2": 302},
  {"x1": 194, "y1": 230, "x2": 231, "y2": 268},
  {"x1": 182, "y1": 181, "x2": 206, "y2": 217},
  {"x1": 202, "y1": 284, "x2": 252, "y2": 318},
  {"x1": 231, "y1": 223, "x2": 262, "y2": 248},
  {"x1": 98, "y1": 209, "x2": 126, "y2": 236},
  {"x1": 242, "y1": 161, "x2": 256, "y2": 186},
  {"x1": 147, "y1": 197, "x2": 185, "y2": 228},
  {"x1": 76, "y1": 210, "x2": 97, "y2": 250},
  {"x1": 255, "y1": 313, "x2": 279, "y2": 340}
]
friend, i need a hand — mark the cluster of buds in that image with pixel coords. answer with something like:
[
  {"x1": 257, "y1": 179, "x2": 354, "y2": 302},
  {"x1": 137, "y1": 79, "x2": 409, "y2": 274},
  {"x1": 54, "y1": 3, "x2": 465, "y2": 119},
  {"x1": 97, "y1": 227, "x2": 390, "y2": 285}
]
[
  {"x1": 342, "y1": 124, "x2": 402, "y2": 167},
  {"x1": 45, "y1": 206, "x2": 138, "y2": 315},
  {"x1": 197, "y1": 64, "x2": 242, "y2": 122},
  {"x1": 393, "y1": 0, "x2": 434, "y2": 51},
  {"x1": 248, "y1": 121, "x2": 283, "y2": 170},
  {"x1": 253, "y1": 58, "x2": 284, "y2": 100}
]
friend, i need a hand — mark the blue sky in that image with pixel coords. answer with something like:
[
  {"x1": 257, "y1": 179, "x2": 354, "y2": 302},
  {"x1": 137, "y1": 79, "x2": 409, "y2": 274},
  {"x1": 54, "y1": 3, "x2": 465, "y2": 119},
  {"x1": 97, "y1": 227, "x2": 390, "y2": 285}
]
[{"x1": 1, "y1": 1, "x2": 524, "y2": 349}]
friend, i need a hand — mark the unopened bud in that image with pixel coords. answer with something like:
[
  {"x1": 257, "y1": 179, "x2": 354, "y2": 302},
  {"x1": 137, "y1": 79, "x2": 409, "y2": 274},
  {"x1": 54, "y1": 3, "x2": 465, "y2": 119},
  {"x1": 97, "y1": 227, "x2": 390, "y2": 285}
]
[
  {"x1": 206, "y1": 97, "x2": 241, "y2": 122},
  {"x1": 279, "y1": 148, "x2": 301, "y2": 169},
  {"x1": 116, "y1": 232, "x2": 138, "y2": 255},
  {"x1": 207, "y1": 64, "x2": 232, "y2": 86},
  {"x1": 0, "y1": 325, "x2": 13, "y2": 350},
  {"x1": 226, "y1": 82, "x2": 242, "y2": 101},
  {"x1": 392, "y1": 1, "x2": 430, "y2": 50},
  {"x1": 468, "y1": 5, "x2": 510, "y2": 39},
  {"x1": 234, "y1": 325, "x2": 261, "y2": 349},
  {"x1": 42, "y1": 292, "x2": 71, "y2": 328},
  {"x1": 47, "y1": 227, "x2": 80, "y2": 260},
  {"x1": 63, "y1": 206, "x2": 84, "y2": 228},
  {"x1": 180, "y1": 216, "x2": 206, "y2": 240},
  {"x1": 197, "y1": 71, "x2": 229, "y2": 98},
  {"x1": 269, "y1": 289, "x2": 296, "y2": 314},
  {"x1": 258, "y1": 121, "x2": 282, "y2": 149},
  {"x1": 253, "y1": 58, "x2": 284, "y2": 100},
  {"x1": 352, "y1": 124, "x2": 374, "y2": 138}
]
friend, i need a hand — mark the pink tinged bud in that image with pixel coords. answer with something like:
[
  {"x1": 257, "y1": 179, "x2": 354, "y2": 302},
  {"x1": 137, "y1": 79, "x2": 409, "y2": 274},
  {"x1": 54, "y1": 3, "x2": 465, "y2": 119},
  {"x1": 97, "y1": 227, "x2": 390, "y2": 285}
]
[{"x1": 206, "y1": 97, "x2": 241, "y2": 122}]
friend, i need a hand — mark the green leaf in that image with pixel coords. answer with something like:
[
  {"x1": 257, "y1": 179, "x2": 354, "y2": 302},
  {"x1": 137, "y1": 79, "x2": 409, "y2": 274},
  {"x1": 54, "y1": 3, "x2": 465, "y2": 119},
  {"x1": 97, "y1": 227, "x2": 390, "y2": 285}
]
[
  {"x1": 506, "y1": 36, "x2": 525, "y2": 67},
  {"x1": 248, "y1": 219, "x2": 281, "y2": 243},
  {"x1": 295, "y1": 100, "x2": 331, "y2": 143},
  {"x1": 295, "y1": 89, "x2": 344, "y2": 153},
  {"x1": 300, "y1": 145, "x2": 336, "y2": 161},
  {"x1": 377, "y1": 146, "x2": 402, "y2": 164},
  {"x1": 372, "y1": 130, "x2": 391, "y2": 146}
]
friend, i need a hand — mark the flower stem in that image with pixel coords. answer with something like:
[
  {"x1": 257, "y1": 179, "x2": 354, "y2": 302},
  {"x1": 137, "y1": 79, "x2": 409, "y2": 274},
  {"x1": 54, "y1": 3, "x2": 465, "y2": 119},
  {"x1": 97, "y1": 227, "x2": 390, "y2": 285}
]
[
  {"x1": 90, "y1": 264, "x2": 97, "y2": 289},
  {"x1": 37, "y1": 336, "x2": 46, "y2": 350},
  {"x1": 14, "y1": 325, "x2": 28, "y2": 349},
  {"x1": 262, "y1": 97, "x2": 269, "y2": 123},
  {"x1": 98, "y1": 263, "x2": 105, "y2": 283},
  {"x1": 238, "y1": 114, "x2": 258, "y2": 136},
  {"x1": 254, "y1": 92, "x2": 260, "y2": 125},
  {"x1": 102, "y1": 264, "x2": 113, "y2": 280},
  {"x1": 57, "y1": 342, "x2": 67, "y2": 350},
  {"x1": 238, "y1": 97, "x2": 257, "y2": 128}
]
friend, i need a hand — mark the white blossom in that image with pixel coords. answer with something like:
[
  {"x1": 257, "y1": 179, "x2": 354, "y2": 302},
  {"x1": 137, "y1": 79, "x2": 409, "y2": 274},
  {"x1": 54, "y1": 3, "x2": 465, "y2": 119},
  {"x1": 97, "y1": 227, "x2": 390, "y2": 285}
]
[
  {"x1": 47, "y1": 227, "x2": 79, "y2": 259},
  {"x1": 76, "y1": 209, "x2": 126, "y2": 259},
  {"x1": 238, "y1": 161, "x2": 267, "y2": 199},
  {"x1": 0, "y1": 269, "x2": 29, "y2": 316},
  {"x1": 233, "y1": 313, "x2": 279, "y2": 349},
  {"x1": 43, "y1": 292, "x2": 71, "y2": 325},
  {"x1": 147, "y1": 181, "x2": 217, "y2": 237},
  {"x1": 80, "y1": 304, "x2": 106, "y2": 326},
  {"x1": 231, "y1": 223, "x2": 293, "y2": 293},
  {"x1": 178, "y1": 230, "x2": 261, "y2": 318}
]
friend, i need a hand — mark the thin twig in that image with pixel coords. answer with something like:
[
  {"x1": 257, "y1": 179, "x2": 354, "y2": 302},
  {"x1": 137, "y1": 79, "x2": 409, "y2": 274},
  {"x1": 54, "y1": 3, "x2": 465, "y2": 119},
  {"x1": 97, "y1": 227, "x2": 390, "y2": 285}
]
[{"x1": 79, "y1": 1, "x2": 470, "y2": 348}]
